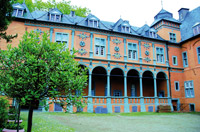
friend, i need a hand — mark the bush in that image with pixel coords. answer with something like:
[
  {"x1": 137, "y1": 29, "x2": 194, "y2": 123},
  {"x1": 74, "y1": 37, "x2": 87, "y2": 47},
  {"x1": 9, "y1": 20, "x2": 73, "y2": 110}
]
[
  {"x1": 0, "y1": 97, "x2": 9, "y2": 129},
  {"x1": 8, "y1": 114, "x2": 21, "y2": 120},
  {"x1": 9, "y1": 106, "x2": 17, "y2": 114},
  {"x1": 5, "y1": 122, "x2": 24, "y2": 130}
]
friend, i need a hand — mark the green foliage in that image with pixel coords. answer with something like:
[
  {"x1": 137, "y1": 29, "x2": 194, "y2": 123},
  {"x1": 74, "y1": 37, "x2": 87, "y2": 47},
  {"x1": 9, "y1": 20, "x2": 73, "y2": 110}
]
[
  {"x1": 0, "y1": 0, "x2": 17, "y2": 42},
  {"x1": 5, "y1": 122, "x2": 24, "y2": 130},
  {"x1": 0, "y1": 30, "x2": 88, "y2": 109},
  {"x1": 0, "y1": 97, "x2": 9, "y2": 129},
  {"x1": 8, "y1": 107, "x2": 17, "y2": 114},
  {"x1": 15, "y1": 0, "x2": 91, "y2": 17}
]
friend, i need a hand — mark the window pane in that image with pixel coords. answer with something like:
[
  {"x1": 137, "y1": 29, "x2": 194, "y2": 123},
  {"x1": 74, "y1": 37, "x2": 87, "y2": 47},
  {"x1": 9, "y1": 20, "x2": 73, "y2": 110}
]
[
  {"x1": 89, "y1": 20, "x2": 93, "y2": 27},
  {"x1": 132, "y1": 44, "x2": 136, "y2": 49},
  {"x1": 100, "y1": 46, "x2": 104, "y2": 55},
  {"x1": 94, "y1": 21, "x2": 97, "y2": 27},
  {"x1": 56, "y1": 33, "x2": 62, "y2": 41},
  {"x1": 12, "y1": 9, "x2": 17, "y2": 16},
  {"x1": 56, "y1": 15, "x2": 60, "y2": 21},
  {"x1": 175, "y1": 82, "x2": 179, "y2": 90},
  {"x1": 95, "y1": 46, "x2": 99, "y2": 55},
  {"x1": 133, "y1": 51, "x2": 136, "y2": 59},
  {"x1": 128, "y1": 50, "x2": 132, "y2": 58},
  {"x1": 160, "y1": 55, "x2": 164, "y2": 62},
  {"x1": 198, "y1": 47, "x2": 200, "y2": 53},
  {"x1": 17, "y1": 10, "x2": 22, "y2": 17},
  {"x1": 51, "y1": 14, "x2": 55, "y2": 21},
  {"x1": 62, "y1": 34, "x2": 68, "y2": 41}
]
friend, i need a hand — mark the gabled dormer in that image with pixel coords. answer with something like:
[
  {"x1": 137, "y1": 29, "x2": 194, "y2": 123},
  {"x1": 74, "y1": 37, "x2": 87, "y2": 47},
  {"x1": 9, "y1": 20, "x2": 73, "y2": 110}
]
[
  {"x1": 48, "y1": 8, "x2": 62, "y2": 22},
  {"x1": 119, "y1": 20, "x2": 131, "y2": 33},
  {"x1": 12, "y1": 3, "x2": 26, "y2": 17},
  {"x1": 87, "y1": 15, "x2": 99, "y2": 28},
  {"x1": 148, "y1": 28, "x2": 158, "y2": 38},
  {"x1": 192, "y1": 22, "x2": 200, "y2": 36}
]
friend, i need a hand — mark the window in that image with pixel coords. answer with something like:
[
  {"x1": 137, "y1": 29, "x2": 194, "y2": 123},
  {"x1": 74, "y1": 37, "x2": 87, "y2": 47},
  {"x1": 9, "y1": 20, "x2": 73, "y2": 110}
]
[
  {"x1": 184, "y1": 81, "x2": 194, "y2": 98},
  {"x1": 182, "y1": 52, "x2": 188, "y2": 67},
  {"x1": 12, "y1": 9, "x2": 24, "y2": 17},
  {"x1": 149, "y1": 31, "x2": 157, "y2": 38},
  {"x1": 197, "y1": 47, "x2": 200, "y2": 64},
  {"x1": 156, "y1": 47, "x2": 164, "y2": 63},
  {"x1": 193, "y1": 24, "x2": 200, "y2": 35},
  {"x1": 88, "y1": 20, "x2": 98, "y2": 27},
  {"x1": 50, "y1": 14, "x2": 61, "y2": 22},
  {"x1": 94, "y1": 38, "x2": 106, "y2": 56},
  {"x1": 128, "y1": 43, "x2": 137, "y2": 60},
  {"x1": 172, "y1": 56, "x2": 178, "y2": 65},
  {"x1": 121, "y1": 26, "x2": 130, "y2": 33},
  {"x1": 169, "y1": 33, "x2": 176, "y2": 42},
  {"x1": 130, "y1": 84, "x2": 136, "y2": 97},
  {"x1": 174, "y1": 81, "x2": 179, "y2": 91},
  {"x1": 55, "y1": 33, "x2": 68, "y2": 50}
]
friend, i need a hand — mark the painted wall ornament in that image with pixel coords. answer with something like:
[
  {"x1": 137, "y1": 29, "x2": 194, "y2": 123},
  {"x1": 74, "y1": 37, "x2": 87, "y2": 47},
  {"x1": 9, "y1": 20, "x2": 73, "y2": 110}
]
[
  {"x1": 143, "y1": 43, "x2": 151, "y2": 49},
  {"x1": 78, "y1": 48, "x2": 87, "y2": 55},
  {"x1": 113, "y1": 53, "x2": 121, "y2": 59},
  {"x1": 114, "y1": 46, "x2": 120, "y2": 52},
  {"x1": 77, "y1": 32, "x2": 89, "y2": 40},
  {"x1": 112, "y1": 38, "x2": 121, "y2": 45},
  {"x1": 79, "y1": 41, "x2": 85, "y2": 47},
  {"x1": 143, "y1": 57, "x2": 151, "y2": 62},
  {"x1": 145, "y1": 50, "x2": 150, "y2": 56}
]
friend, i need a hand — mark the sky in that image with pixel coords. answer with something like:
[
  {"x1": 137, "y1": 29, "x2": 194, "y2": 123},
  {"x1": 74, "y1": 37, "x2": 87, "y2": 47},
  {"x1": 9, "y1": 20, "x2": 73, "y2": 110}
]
[{"x1": 44, "y1": 0, "x2": 200, "y2": 27}]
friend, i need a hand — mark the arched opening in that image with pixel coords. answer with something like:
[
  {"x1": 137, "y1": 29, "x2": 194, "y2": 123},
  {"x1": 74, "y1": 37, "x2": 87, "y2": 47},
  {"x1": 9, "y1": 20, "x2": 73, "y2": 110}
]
[
  {"x1": 142, "y1": 71, "x2": 154, "y2": 97},
  {"x1": 156, "y1": 72, "x2": 167, "y2": 97},
  {"x1": 110, "y1": 68, "x2": 124, "y2": 96},
  {"x1": 127, "y1": 69, "x2": 140, "y2": 97},
  {"x1": 92, "y1": 66, "x2": 107, "y2": 96}
]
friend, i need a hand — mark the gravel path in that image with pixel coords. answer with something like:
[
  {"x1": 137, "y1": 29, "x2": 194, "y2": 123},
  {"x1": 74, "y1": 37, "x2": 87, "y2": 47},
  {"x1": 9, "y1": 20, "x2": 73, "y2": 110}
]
[{"x1": 50, "y1": 113, "x2": 200, "y2": 132}]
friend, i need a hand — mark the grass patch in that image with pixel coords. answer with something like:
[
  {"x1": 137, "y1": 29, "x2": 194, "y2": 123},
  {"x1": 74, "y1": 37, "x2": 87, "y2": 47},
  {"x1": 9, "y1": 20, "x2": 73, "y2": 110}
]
[{"x1": 20, "y1": 112, "x2": 74, "y2": 132}]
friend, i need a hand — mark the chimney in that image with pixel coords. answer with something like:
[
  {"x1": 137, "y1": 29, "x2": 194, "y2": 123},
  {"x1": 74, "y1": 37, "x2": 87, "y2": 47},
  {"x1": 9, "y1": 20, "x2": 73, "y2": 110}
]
[
  {"x1": 70, "y1": 11, "x2": 76, "y2": 17},
  {"x1": 178, "y1": 8, "x2": 189, "y2": 22}
]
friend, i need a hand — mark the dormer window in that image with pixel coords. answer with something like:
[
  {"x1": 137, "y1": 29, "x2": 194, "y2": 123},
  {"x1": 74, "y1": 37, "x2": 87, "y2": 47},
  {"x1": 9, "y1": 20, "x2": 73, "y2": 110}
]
[
  {"x1": 193, "y1": 23, "x2": 200, "y2": 36},
  {"x1": 49, "y1": 14, "x2": 61, "y2": 22},
  {"x1": 121, "y1": 26, "x2": 130, "y2": 33},
  {"x1": 12, "y1": 8, "x2": 24, "y2": 17},
  {"x1": 88, "y1": 19, "x2": 98, "y2": 28},
  {"x1": 149, "y1": 31, "x2": 157, "y2": 38}
]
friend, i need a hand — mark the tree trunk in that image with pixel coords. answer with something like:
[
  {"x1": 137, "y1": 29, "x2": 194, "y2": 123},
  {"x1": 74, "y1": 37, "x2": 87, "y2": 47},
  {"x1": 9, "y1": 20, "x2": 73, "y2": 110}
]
[
  {"x1": 27, "y1": 101, "x2": 34, "y2": 132},
  {"x1": 17, "y1": 100, "x2": 21, "y2": 132}
]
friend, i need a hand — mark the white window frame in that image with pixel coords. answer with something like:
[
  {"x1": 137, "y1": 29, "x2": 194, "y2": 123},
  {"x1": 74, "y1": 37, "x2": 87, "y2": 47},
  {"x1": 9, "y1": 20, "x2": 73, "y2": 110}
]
[
  {"x1": 88, "y1": 19, "x2": 98, "y2": 28},
  {"x1": 49, "y1": 14, "x2": 61, "y2": 22},
  {"x1": 184, "y1": 80, "x2": 195, "y2": 98},
  {"x1": 128, "y1": 42, "x2": 138, "y2": 60},
  {"x1": 156, "y1": 47, "x2": 165, "y2": 63},
  {"x1": 169, "y1": 32, "x2": 176, "y2": 42},
  {"x1": 55, "y1": 32, "x2": 68, "y2": 51},
  {"x1": 13, "y1": 8, "x2": 24, "y2": 17},
  {"x1": 94, "y1": 38, "x2": 106, "y2": 57}
]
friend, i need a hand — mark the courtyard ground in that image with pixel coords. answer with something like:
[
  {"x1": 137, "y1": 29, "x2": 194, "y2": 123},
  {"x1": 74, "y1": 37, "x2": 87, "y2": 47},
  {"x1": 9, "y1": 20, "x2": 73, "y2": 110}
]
[{"x1": 20, "y1": 112, "x2": 200, "y2": 132}]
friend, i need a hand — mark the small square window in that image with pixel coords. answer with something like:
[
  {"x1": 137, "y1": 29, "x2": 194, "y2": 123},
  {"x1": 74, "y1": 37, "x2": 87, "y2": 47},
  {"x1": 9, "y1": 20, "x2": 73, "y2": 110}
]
[{"x1": 169, "y1": 33, "x2": 176, "y2": 42}]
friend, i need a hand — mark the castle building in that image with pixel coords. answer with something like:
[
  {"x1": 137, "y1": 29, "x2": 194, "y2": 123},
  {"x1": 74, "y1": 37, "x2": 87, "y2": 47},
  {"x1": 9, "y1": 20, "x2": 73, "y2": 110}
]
[{"x1": 2, "y1": 3, "x2": 200, "y2": 113}]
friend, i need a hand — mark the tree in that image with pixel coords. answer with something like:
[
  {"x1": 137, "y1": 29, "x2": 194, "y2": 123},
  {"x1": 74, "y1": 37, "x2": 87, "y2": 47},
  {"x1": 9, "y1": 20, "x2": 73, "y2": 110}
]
[
  {"x1": 15, "y1": 0, "x2": 91, "y2": 17},
  {"x1": 0, "y1": 31, "x2": 88, "y2": 132},
  {"x1": 0, "y1": 0, "x2": 17, "y2": 42}
]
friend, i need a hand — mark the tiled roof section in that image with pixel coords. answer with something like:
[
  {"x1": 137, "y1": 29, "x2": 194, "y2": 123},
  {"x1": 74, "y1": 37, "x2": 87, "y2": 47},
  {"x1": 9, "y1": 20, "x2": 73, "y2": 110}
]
[
  {"x1": 180, "y1": 6, "x2": 200, "y2": 41},
  {"x1": 12, "y1": 3, "x2": 168, "y2": 41},
  {"x1": 136, "y1": 24, "x2": 164, "y2": 40},
  {"x1": 12, "y1": 3, "x2": 33, "y2": 19}
]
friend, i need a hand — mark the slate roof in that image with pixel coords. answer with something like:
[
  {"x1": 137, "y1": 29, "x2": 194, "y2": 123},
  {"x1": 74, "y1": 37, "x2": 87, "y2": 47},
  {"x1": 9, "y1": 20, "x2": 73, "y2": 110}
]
[
  {"x1": 180, "y1": 6, "x2": 200, "y2": 41},
  {"x1": 12, "y1": 3, "x2": 200, "y2": 43}
]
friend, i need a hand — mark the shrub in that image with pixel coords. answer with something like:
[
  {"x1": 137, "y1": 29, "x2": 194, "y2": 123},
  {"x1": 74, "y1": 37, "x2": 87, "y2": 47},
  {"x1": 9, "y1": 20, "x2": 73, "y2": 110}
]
[
  {"x1": 9, "y1": 106, "x2": 17, "y2": 114},
  {"x1": 0, "y1": 97, "x2": 9, "y2": 129},
  {"x1": 5, "y1": 122, "x2": 24, "y2": 130}
]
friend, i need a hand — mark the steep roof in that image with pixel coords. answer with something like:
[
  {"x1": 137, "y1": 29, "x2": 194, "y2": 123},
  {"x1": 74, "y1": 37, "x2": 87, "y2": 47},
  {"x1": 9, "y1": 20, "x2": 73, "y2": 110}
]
[{"x1": 180, "y1": 6, "x2": 200, "y2": 41}]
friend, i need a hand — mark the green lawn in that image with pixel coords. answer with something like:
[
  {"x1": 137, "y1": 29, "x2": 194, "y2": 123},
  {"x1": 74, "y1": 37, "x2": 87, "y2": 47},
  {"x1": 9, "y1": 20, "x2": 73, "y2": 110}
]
[{"x1": 20, "y1": 112, "x2": 200, "y2": 132}]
